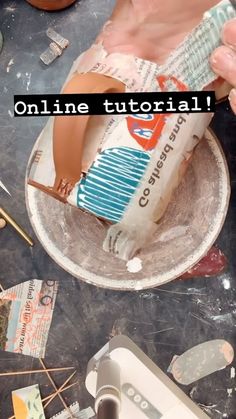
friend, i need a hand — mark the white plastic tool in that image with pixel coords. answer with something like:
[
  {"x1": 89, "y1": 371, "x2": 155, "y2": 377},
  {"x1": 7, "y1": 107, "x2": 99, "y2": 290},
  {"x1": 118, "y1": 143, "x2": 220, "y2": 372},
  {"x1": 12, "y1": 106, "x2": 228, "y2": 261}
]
[{"x1": 85, "y1": 335, "x2": 209, "y2": 419}]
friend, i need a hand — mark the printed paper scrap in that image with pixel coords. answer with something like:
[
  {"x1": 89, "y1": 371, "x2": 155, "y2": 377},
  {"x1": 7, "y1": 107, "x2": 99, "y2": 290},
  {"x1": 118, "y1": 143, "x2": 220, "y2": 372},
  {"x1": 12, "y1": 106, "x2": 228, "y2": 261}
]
[
  {"x1": 50, "y1": 402, "x2": 95, "y2": 419},
  {"x1": 12, "y1": 384, "x2": 45, "y2": 419},
  {"x1": 0, "y1": 279, "x2": 58, "y2": 358}
]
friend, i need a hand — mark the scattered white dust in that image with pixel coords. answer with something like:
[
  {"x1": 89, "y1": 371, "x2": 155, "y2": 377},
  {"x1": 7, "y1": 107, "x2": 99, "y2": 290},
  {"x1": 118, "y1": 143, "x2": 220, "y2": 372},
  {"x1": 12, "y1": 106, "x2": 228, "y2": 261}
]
[
  {"x1": 25, "y1": 72, "x2": 31, "y2": 91},
  {"x1": 5, "y1": 7, "x2": 16, "y2": 12},
  {"x1": 126, "y1": 257, "x2": 142, "y2": 273},
  {"x1": 222, "y1": 277, "x2": 231, "y2": 290},
  {"x1": 230, "y1": 367, "x2": 235, "y2": 379},
  {"x1": 16, "y1": 72, "x2": 21, "y2": 79},
  {"x1": 6, "y1": 58, "x2": 14, "y2": 73},
  {"x1": 158, "y1": 225, "x2": 188, "y2": 242},
  {"x1": 8, "y1": 110, "x2": 14, "y2": 118},
  {"x1": 227, "y1": 388, "x2": 233, "y2": 397}
]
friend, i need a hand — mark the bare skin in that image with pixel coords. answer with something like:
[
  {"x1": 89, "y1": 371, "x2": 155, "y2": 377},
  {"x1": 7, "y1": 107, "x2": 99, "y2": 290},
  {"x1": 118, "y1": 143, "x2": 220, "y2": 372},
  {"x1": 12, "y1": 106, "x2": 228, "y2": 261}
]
[
  {"x1": 53, "y1": 0, "x2": 236, "y2": 193},
  {"x1": 95, "y1": 0, "x2": 236, "y2": 113}
]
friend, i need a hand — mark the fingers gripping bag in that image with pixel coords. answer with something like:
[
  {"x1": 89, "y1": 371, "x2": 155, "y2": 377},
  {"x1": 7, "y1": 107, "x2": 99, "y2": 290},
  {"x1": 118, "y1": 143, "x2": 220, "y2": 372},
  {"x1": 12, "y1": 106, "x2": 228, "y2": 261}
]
[{"x1": 28, "y1": 0, "x2": 236, "y2": 260}]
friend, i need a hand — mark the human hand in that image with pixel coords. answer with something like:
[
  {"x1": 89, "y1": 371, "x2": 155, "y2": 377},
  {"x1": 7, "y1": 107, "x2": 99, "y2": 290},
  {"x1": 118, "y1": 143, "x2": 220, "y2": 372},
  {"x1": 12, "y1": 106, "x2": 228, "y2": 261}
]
[
  {"x1": 98, "y1": 0, "x2": 236, "y2": 109},
  {"x1": 99, "y1": 0, "x2": 218, "y2": 64},
  {"x1": 210, "y1": 18, "x2": 236, "y2": 114}
]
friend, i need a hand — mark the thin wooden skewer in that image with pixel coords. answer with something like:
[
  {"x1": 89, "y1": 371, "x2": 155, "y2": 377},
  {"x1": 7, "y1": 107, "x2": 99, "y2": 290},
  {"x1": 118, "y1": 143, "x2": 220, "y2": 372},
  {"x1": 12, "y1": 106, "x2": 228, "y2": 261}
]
[
  {"x1": 43, "y1": 370, "x2": 77, "y2": 408},
  {"x1": 8, "y1": 379, "x2": 78, "y2": 419},
  {"x1": 43, "y1": 378, "x2": 77, "y2": 404},
  {"x1": 0, "y1": 366, "x2": 74, "y2": 377},
  {"x1": 39, "y1": 359, "x2": 74, "y2": 418},
  {"x1": 0, "y1": 207, "x2": 34, "y2": 247}
]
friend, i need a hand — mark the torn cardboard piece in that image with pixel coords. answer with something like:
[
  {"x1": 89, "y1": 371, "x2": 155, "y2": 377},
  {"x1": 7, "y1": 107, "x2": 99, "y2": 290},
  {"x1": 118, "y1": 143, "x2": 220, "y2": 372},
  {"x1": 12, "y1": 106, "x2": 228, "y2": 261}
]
[
  {"x1": 12, "y1": 384, "x2": 45, "y2": 419},
  {"x1": 50, "y1": 403, "x2": 95, "y2": 419},
  {"x1": 0, "y1": 279, "x2": 58, "y2": 358}
]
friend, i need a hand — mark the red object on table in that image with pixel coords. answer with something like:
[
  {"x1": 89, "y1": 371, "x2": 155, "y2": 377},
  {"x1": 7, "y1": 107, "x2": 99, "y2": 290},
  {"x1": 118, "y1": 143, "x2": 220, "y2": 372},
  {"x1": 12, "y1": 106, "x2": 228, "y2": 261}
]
[
  {"x1": 181, "y1": 246, "x2": 227, "y2": 279},
  {"x1": 26, "y1": 0, "x2": 76, "y2": 11}
]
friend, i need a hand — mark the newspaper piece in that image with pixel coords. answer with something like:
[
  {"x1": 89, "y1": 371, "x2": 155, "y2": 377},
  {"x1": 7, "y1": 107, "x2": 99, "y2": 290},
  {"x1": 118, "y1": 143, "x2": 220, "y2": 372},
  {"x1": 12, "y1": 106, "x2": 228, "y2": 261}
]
[
  {"x1": 12, "y1": 384, "x2": 45, "y2": 419},
  {"x1": 103, "y1": 112, "x2": 212, "y2": 259},
  {"x1": 0, "y1": 279, "x2": 58, "y2": 358},
  {"x1": 50, "y1": 402, "x2": 95, "y2": 419},
  {"x1": 149, "y1": 0, "x2": 236, "y2": 91},
  {"x1": 103, "y1": 0, "x2": 236, "y2": 259}
]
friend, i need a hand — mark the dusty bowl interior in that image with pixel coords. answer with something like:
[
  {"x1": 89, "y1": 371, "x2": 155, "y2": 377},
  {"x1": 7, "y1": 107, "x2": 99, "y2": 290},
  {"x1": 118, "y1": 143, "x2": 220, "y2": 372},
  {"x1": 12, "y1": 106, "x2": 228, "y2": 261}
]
[{"x1": 26, "y1": 130, "x2": 230, "y2": 290}]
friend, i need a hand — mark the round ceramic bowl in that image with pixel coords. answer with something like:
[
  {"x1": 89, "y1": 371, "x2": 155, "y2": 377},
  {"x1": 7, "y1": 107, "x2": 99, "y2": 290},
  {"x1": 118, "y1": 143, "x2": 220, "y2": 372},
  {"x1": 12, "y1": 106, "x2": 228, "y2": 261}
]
[
  {"x1": 26, "y1": 0, "x2": 76, "y2": 11},
  {"x1": 26, "y1": 129, "x2": 230, "y2": 290}
]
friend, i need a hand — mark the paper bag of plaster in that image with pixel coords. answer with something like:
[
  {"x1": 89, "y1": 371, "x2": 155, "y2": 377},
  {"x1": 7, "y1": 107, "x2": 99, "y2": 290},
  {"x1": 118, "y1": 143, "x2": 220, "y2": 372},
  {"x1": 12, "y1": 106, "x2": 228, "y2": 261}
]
[
  {"x1": 28, "y1": 0, "x2": 235, "y2": 260},
  {"x1": 0, "y1": 279, "x2": 58, "y2": 357}
]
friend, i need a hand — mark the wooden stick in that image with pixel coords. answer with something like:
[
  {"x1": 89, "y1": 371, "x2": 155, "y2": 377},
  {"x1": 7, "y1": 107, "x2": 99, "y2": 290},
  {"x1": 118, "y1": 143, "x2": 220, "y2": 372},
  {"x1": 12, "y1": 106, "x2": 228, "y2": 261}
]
[
  {"x1": 0, "y1": 366, "x2": 74, "y2": 377},
  {"x1": 43, "y1": 378, "x2": 77, "y2": 403},
  {"x1": 39, "y1": 359, "x2": 74, "y2": 418},
  {"x1": 43, "y1": 370, "x2": 77, "y2": 408},
  {"x1": 8, "y1": 380, "x2": 78, "y2": 419},
  {"x1": 0, "y1": 207, "x2": 34, "y2": 247}
]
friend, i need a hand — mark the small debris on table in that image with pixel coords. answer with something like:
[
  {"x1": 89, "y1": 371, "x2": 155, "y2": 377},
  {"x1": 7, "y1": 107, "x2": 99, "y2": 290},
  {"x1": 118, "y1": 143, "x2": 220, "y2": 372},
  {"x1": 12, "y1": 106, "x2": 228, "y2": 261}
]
[
  {"x1": 46, "y1": 28, "x2": 69, "y2": 50},
  {"x1": 40, "y1": 28, "x2": 69, "y2": 65},
  {"x1": 50, "y1": 402, "x2": 95, "y2": 419},
  {"x1": 0, "y1": 279, "x2": 58, "y2": 357},
  {"x1": 168, "y1": 339, "x2": 234, "y2": 385},
  {"x1": 0, "y1": 218, "x2": 6, "y2": 229},
  {"x1": 40, "y1": 42, "x2": 63, "y2": 65}
]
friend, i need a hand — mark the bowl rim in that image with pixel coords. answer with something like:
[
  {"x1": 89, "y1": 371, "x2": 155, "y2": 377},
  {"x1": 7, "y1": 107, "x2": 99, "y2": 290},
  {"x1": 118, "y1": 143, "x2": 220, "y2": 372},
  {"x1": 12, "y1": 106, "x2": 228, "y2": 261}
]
[{"x1": 25, "y1": 127, "x2": 231, "y2": 291}]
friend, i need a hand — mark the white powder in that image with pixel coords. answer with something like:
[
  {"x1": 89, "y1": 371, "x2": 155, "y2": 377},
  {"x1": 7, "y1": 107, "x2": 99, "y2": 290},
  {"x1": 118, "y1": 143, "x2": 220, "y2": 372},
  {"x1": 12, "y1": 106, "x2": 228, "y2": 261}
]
[
  {"x1": 227, "y1": 388, "x2": 233, "y2": 397},
  {"x1": 126, "y1": 257, "x2": 143, "y2": 273},
  {"x1": 230, "y1": 367, "x2": 235, "y2": 379},
  {"x1": 223, "y1": 278, "x2": 231, "y2": 290}
]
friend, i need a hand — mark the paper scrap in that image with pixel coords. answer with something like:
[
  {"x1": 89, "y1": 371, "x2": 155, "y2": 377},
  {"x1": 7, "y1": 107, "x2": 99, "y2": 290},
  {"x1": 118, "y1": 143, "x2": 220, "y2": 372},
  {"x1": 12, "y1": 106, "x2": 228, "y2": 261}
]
[
  {"x1": 50, "y1": 402, "x2": 80, "y2": 419},
  {"x1": 12, "y1": 384, "x2": 45, "y2": 419},
  {"x1": 78, "y1": 407, "x2": 95, "y2": 419},
  {"x1": 0, "y1": 279, "x2": 58, "y2": 358},
  {"x1": 50, "y1": 402, "x2": 95, "y2": 419}
]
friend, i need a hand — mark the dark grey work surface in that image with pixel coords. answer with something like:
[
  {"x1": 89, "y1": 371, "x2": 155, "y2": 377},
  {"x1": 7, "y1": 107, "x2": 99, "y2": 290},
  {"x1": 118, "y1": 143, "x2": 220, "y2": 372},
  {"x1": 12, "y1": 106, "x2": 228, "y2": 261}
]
[{"x1": 1, "y1": 0, "x2": 236, "y2": 418}]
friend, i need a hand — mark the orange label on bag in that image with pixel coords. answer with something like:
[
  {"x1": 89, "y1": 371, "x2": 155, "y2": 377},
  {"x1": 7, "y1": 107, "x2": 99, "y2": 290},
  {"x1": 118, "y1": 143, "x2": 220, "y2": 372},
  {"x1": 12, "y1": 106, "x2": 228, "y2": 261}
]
[{"x1": 126, "y1": 76, "x2": 189, "y2": 151}]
